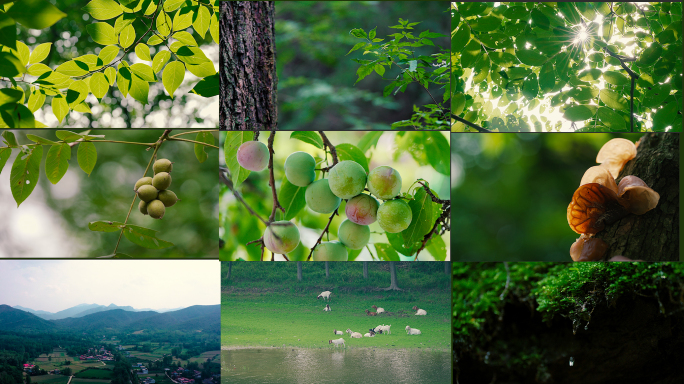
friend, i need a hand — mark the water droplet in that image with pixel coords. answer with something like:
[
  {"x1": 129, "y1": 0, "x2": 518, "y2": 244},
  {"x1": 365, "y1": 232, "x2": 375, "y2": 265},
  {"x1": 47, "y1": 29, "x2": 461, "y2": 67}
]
[{"x1": 569, "y1": 357, "x2": 574, "y2": 367}]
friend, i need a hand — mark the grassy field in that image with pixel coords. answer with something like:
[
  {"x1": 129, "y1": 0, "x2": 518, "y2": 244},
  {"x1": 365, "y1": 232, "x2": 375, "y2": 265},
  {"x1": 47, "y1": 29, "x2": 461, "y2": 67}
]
[
  {"x1": 29, "y1": 376, "x2": 70, "y2": 384},
  {"x1": 32, "y1": 356, "x2": 103, "y2": 374},
  {"x1": 188, "y1": 351, "x2": 220, "y2": 363},
  {"x1": 221, "y1": 263, "x2": 451, "y2": 351},
  {"x1": 74, "y1": 368, "x2": 112, "y2": 380},
  {"x1": 70, "y1": 379, "x2": 110, "y2": 384}
]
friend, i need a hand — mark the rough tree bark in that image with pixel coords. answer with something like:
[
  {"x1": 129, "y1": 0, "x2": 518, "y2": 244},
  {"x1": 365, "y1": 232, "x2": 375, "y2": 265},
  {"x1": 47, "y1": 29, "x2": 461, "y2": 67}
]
[
  {"x1": 220, "y1": 1, "x2": 277, "y2": 131},
  {"x1": 382, "y1": 262, "x2": 402, "y2": 291},
  {"x1": 363, "y1": 262, "x2": 368, "y2": 279},
  {"x1": 297, "y1": 261, "x2": 302, "y2": 282},
  {"x1": 596, "y1": 133, "x2": 679, "y2": 261},
  {"x1": 325, "y1": 262, "x2": 329, "y2": 279}
]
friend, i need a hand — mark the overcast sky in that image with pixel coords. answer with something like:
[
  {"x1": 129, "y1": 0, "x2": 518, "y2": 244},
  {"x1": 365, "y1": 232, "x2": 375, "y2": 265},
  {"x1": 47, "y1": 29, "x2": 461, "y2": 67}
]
[{"x1": 0, "y1": 261, "x2": 219, "y2": 312}]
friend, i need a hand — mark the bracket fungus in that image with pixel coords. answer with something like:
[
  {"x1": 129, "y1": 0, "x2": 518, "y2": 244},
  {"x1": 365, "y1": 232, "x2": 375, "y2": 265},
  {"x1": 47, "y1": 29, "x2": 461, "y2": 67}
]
[{"x1": 567, "y1": 138, "x2": 660, "y2": 261}]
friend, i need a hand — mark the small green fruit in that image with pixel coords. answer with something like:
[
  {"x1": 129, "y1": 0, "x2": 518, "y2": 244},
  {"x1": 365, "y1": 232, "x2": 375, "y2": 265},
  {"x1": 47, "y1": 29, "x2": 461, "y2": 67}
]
[
  {"x1": 147, "y1": 200, "x2": 166, "y2": 219},
  {"x1": 328, "y1": 160, "x2": 367, "y2": 199},
  {"x1": 367, "y1": 166, "x2": 402, "y2": 200},
  {"x1": 153, "y1": 158, "x2": 173, "y2": 174},
  {"x1": 377, "y1": 199, "x2": 413, "y2": 233},
  {"x1": 237, "y1": 142, "x2": 269, "y2": 172},
  {"x1": 158, "y1": 190, "x2": 179, "y2": 207},
  {"x1": 134, "y1": 177, "x2": 153, "y2": 191},
  {"x1": 139, "y1": 200, "x2": 148, "y2": 215},
  {"x1": 305, "y1": 179, "x2": 341, "y2": 214},
  {"x1": 137, "y1": 185, "x2": 159, "y2": 202},
  {"x1": 153, "y1": 172, "x2": 172, "y2": 190},
  {"x1": 338, "y1": 220, "x2": 370, "y2": 250},
  {"x1": 312, "y1": 241, "x2": 348, "y2": 261},
  {"x1": 284, "y1": 152, "x2": 316, "y2": 187},
  {"x1": 263, "y1": 221, "x2": 300, "y2": 254}
]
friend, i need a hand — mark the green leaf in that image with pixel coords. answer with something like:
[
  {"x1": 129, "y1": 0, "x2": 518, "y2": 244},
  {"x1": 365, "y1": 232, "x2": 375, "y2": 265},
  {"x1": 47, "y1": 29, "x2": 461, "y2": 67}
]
[
  {"x1": 278, "y1": 177, "x2": 307, "y2": 221},
  {"x1": 478, "y1": 33, "x2": 511, "y2": 50},
  {"x1": 82, "y1": 0, "x2": 122, "y2": 20},
  {"x1": 643, "y1": 83, "x2": 671, "y2": 109},
  {"x1": 472, "y1": 53, "x2": 490, "y2": 83},
  {"x1": 2, "y1": 131, "x2": 18, "y2": 147},
  {"x1": 119, "y1": 24, "x2": 136, "y2": 48},
  {"x1": 652, "y1": 102, "x2": 679, "y2": 130},
  {"x1": 425, "y1": 235, "x2": 447, "y2": 261},
  {"x1": 290, "y1": 131, "x2": 324, "y2": 149},
  {"x1": 148, "y1": 34, "x2": 164, "y2": 46},
  {"x1": 597, "y1": 107, "x2": 627, "y2": 131},
  {"x1": 173, "y1": 30, "x2": 197, "y2": 46},
  {"x1": 603, "y1": 70, "x2": 629, "y2": 86},
  {"x1": 86, "y1": 22, "x2": 118, "y2": 45},
  {"x1": 555, "y1": 51, "x2": 571, "y2": 81},
  {"x1": 336, "y1": 143, "x2": 369, "y2": 173},
  {"x1": 9, "y1": 144, "x2": 42, "y2": 207},
  {"x1": 578, "y1": 68, "x2": 602, "y2": 82},
  {"x1": 655, "y1": 29, "x2": 676, "y2": 45},
  {"x1": 356, "y1": 131, "x2": 383, "y2": 153},
  {"x1": 470, "y1": 15, "x2": 501, "y2": 32},
  {"x1": 488, "y1": 52, "x2": 517, "y2": 69},
  {"x1": 225, "y1": 131, "x2": 253, "y2": 188},
  {"x1": 386, "y1": 232, "x2": 419, "y2": 256},
  {"x1": 172, "y1": 6, "x2": 194, "y2": 31},
  {"x1": 15, "y1": 40, "x2": 29, "y2": 66},
  {"x1": 117, "y1": 65, "x2": 131, "y2": 97},
  {"x1": 563, "y1": 105, "x2": 597, "y2": 121},
  {"x1": 156, "y1": 11, "x2": 172, "y2": 37},
  {"x1": 27, "y1": 88, "x2": 45, "y2": 112},
  {"x1": 135, "y1": 43, "x2": 151, "y2": 61},
  {"x1": 88, "y1": 221, "x2": 126, "y2": 232},
  {"x1": 97, "y1": 45, "x2": 119, "y2": 65},
  {"x1": 130, "y1": 63, "x2": 156, "y2": 81},
  {"x1": 1, "y1": 103, "x2": 35, "y2": 128},
  {"x1": 0, "y1": 52, "x2": 26, "y2": 78},
  {"x1": 89, "y1": 72, "x2": 109, "y2": 99},
  {"x1": 77, "y1": 141, "x2": 97, "y2": 176},
  {"x1": 186, "y1": 61, "x2": 216, "y2": 77},
  {"x1": 123, "y1": 225, "x2": 174, "y2": 249},
  {"x1": 51, "y1": 96, "x2": 68, "y2": 123},
  {"x1": 522, "y1": 73, "x2": 539, "y2": 100},
  {"x1": 25, "y1": 134, "x2": 58, "y2": 145},
  {"x1": 162, "y1": 61, "x2": 185, "y2": 98},
  {"x1": 6, "y1": 0, "x2": 66, "y2": 29},
  {"x1": 503, "y1": 6, "x2": 529, "y2": 20},
  {"x1": 129, "y1": 74, "x2": 150, "y2": 104},
  {"x1": 403, "y1": 188, "x2": 433, "y2": 247},
  {"x1": 152, "y1": 50, "x2": 171, "y2": 73},
  {"x1": 163, "y1": 0, "x2": 185, "y2": 12},
  {"x1": 176, "y1": 45, "x2": 211, "y2": 65},
  {"x1": 347, "y1": 42, "x2": 366, "y2": 55},
  {"x1": 194, "y1": 131, "x2": 214, "y2": 163},
  {"x1": 531, "y1": 9, "x2": 550, "y2": 30},
  {"x1": 424, "y1": 132, "x2": 450, "y2": 175},
  {"x1": 190, "y1": 73, "x2": 219, "y2": 97},
  {"x1": 0, "y1": 13, "x2": 17, "y2": 51},
  {"x1": 599, "y1": 89, "x2": 628, "y2": 111},
  {"x1": 539, "y1": 62, "x2": 555, "y2": 93},
  {"x1": 460, "y1": 39, "x2": 482, "y2": 68},
  {"x1": 557, "y1": 2, "x2": 581, "y2": 24},
  {"x1": 104, "y1": 66, "x2": 116, "y2": 86},
  {"x1": 27, "y1": 63, "x2": 51, "y2": 77},
  {"x1": 45, "y1": 142, "x2": 71, "y2": 184},
  {"x1": 637, "y1": 43, "x2": 662, "y2": 67},
  {"x1": 0, "y1": 88, "x2": 22, "y2": 106},
  {"x1": 0, "y1": 147, "x2": 11, "y2": 175},
  {"x1": 374, "y1": 243, "x2": 400, "y2": 261},
  {"x1": 210, "y1": 11, "x2": 218, "y2": 44},
  {"x1": 72, "y1": 102, "x2": 91, "y2": 114},
  {"x1": 193, "y1": 5, "x2": 210, "y2": 38},
  {"x1": 66, "y1": 80, "x2": 89, "y2": 108},
  {"x1": 55, "y1": 60, "x2": 89, "y2": 77},
  {"x1": 516, "y1": 49, "x2": 547, "y2": 66},
  {"x1": 451, "y1": 23, "x2": 470, "y2": 53},
  {"x1": 28, "y1": 42, "x2": 51, "y2": 65},
  {"x1": 452, "y1": 92, "x2": 466, "y2": 115},
  {"x1": 113, "y1": 12, "x2": 135, "y2": 34}
]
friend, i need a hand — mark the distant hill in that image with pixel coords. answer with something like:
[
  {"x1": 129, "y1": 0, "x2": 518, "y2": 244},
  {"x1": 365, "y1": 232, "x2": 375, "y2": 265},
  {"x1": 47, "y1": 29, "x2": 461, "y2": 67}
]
[
  {"x1": 11, "y1": 303, "x2": 187, "y2": 320},
  {"x1": 0, "y1": 305, "x2": 56, "y2": 332},
  {"x1": 0, "y1": 305, "x2": 219, "y2": 334}
]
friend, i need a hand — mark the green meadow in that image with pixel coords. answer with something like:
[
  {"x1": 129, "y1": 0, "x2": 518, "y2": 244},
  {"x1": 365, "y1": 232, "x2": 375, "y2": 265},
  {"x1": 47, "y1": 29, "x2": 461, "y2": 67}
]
[{"x1": 222, "y1": 262, "x2": 450, "y2": 351}]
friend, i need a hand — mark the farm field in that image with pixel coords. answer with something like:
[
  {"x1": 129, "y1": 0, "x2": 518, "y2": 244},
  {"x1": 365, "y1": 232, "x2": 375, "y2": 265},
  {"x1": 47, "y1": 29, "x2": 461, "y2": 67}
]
[
  {"x1": 31, "y1": 350, "x2": 104, "y2": 374},
  {"x1": 74, "y1": 368, "x2": 112, "y2": 380},
  {"x1": 70, "y1": 379, "x2": 111, "y2": 384},
  {"x1": 188, "y1": 351, "x2": 220, "y2": 363},
  {"x1": 222, "y1": 291, "x2": 450, "y2": 350},
  {"x1": 29, "y1": 376, "x2": 70, "y2": 384}
]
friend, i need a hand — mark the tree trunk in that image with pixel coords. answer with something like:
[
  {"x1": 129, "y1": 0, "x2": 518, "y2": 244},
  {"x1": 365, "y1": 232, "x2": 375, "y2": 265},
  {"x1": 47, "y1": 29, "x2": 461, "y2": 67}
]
[
  {"x1": 325, "y1": 261, "x2": 329, "y2": 278},
  {"x1": 297, "y1": 262, "x2": 302, "y2": 282},
  {"x1": 445, "y1": 261, "x2": 451, "y2": 275},
  {"x1": 226, "y1": 261, "x2": 232, "y2": 280},
  {"x1": 382, "y1": 261, "x2": 402, "y2": 291},
  {"x1": 363, "y1": 262, "x2": 368, "y2": 279},
  {"x1": 596, "y1": 133, "x2": 679, "y2": 261},
  {"x1": 220, "y1": 1, "x2": 278, "y2": 131}
]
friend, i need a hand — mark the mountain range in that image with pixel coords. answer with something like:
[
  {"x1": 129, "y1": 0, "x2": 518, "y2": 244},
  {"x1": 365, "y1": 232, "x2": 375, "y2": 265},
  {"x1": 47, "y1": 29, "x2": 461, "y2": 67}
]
[
  {"x1": 13, "y1": 303, "x2": 185, "y2": 320},
  {"x1": 0, "y1": 304, "x2": 219, "y2": 334}
]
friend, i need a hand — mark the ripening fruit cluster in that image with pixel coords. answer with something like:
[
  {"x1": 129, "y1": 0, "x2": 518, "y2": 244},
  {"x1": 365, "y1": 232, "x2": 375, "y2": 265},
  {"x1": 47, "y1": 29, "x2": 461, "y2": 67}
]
[
  {"x1": 134, "y1": 158, "x2": 179, "y2": 220},
  {"x1": 236, "y1": 140, "x2": 414, "y2": 261}
]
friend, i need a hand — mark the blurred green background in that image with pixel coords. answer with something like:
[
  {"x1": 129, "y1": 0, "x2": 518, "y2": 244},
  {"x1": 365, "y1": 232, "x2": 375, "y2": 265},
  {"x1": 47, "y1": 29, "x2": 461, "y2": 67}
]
[
  {"x1": 275, "y1": 1, "x2": 449, "y2": 130},
  {"x1": 0, "y1": 129, "x2": 218, "y2": 258},
  {"x1": 451, "y1": 132, "x2": 647, "y2": 261}
]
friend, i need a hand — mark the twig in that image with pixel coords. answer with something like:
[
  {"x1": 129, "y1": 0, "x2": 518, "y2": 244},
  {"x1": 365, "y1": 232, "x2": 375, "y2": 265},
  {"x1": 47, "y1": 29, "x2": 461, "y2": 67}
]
[
  {"x1": 306, "y1": 209, "x2": 339, "y2": 261},
  {"x1": 413, "y1": 181, "x2": 451, "y2": 260},
  {"x1": 219, "y1": 167, "x2": 268, "y2": 225},
  {"x1": 319, "y1": 131, "x2": 338, "y2": 164},
  {"x1": 452, "y1": 114, "x2": 491, "y2": 133},
  {"x1": 167, "y1": 137, "x2": 219, "y2": 148},
  {"x1": 267, "y1": 130, "x2": 284, "y2": 222}
]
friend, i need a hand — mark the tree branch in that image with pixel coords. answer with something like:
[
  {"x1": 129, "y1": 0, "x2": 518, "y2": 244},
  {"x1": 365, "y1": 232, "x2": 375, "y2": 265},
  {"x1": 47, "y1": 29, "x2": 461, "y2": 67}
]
[
  {"x1": 267, "y1": 130, "x2": 284, "y2": 222},
  {"x1": 306, "y1": 209, "x2": 339, "y2": 261},
  {"x1": 219, "y1": 167, "x2": 268, "y2": 225},
  {"x1": 414, "y1": 181, "x2": 451, "y2": 261},
  {"x1": 319, "y1": 131, "x2": 338, "y2": 168},
  {"x1": 452, "y1": 114, "x2": 491, "y2": 133}
]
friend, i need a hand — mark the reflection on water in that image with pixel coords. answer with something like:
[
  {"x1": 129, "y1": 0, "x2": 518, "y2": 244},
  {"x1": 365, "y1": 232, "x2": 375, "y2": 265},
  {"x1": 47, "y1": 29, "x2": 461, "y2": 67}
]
[{"x1": 222, "y1": 349, "x2": 450, "y2": 384}]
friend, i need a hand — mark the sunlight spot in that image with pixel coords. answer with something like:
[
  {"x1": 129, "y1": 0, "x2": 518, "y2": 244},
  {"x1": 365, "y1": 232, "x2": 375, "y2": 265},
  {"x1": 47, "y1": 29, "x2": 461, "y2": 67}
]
[{"x1": 525, "y1": 42, "x2": 532, "y2": 49}]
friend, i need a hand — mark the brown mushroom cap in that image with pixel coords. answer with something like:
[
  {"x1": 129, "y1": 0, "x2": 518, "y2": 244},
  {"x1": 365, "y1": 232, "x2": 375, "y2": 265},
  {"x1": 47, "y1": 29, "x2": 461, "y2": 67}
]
[
  {"x1": 580, "y1": 166, "x2": 618, "y2": 194},
  {"x1": 617, "y1": 175, "x2": 660, "y2": 215},
  {"x1": 567, "y1": 183, "x2": 627, "y2": 234},
  {"x1": 596, "y1": 138, "x2": 636, "y2": 178},
  {"x1": 570, "y1": 236, "x2": 609, "y2": 261}
]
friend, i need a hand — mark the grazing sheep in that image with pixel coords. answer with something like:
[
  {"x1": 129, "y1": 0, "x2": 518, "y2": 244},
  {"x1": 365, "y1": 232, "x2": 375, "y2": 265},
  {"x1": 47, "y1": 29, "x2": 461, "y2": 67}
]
[
  {"x1": 317, "y1": 291, "x2": 332, "y2": 301},
  {"x1": 365, "y1": 309, "x2": 378, "y2": 316},
  {"x1": 346, "y1": 329, "x2": 362, "y2": 338},
  {"x1": 329, "y1": 338, "x2": 345, "y2": 348},
  {"x1": 334, "y1": 329, "x2": 343, "y2": 335},
  {"x1": 405, "y1": 326, "x2": 421, "y2": 335},
  {"x1": 412, "y1": 306, "x2": 427, "y2": 315},
  {"x1": 363, "y1": 330, "x2": 375, "y2": 337},
  {"x1": 374, "y1": 324, "x2": 391, "y2": 334},
  {"x1": 369, "y1": 328, "x2": 382, "y2": 335},
  {"x1": 371, "y1": 305, "x2": 385, "y2": 314},
  {"x1": 324, "y1": 304, "x2": 331, "y2": 312}
]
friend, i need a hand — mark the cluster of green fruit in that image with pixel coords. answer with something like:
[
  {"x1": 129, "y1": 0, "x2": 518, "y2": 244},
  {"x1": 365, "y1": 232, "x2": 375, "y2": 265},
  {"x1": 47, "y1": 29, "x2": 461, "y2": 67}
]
[
  {"x1": 236, "y1": 141, "x2": 413, "y2": 261},
  {"x1": 134, "y1": 158, "x2": 179, "y2": 219}
]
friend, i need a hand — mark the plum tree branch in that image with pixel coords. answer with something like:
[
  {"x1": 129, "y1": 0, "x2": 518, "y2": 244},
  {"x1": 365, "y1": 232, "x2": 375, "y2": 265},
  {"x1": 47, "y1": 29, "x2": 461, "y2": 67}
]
[
  {"x1": 414, "y1": 181, "x2": 451, "y2": 261},
  {"x1": 267, "y1": 129, "x2": 284, "y2": 222},
  {"x1": 306, "y1": 208, "x2": 339, "y2": 261},
  {"x1": 219, "y1": 167, "x2": 268, "y2": 225},
  {"x1": 452, "y1": 113, "x2": 491, "y2": 133}
]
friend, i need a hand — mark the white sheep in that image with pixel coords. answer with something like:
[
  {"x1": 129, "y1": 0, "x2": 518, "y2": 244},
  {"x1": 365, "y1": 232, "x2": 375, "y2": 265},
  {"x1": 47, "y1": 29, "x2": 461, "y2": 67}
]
[
  {"x1": 405, "y1": 326, "x2": 421, "y2": 335},
  {"x1": 323, "y1": 304, "x2": 331, "y2": 312},
  {"x1": 363, "y1": 331, "x2": 375, "y2": 337},
  {"x1": 333, "y1": 329, "x2": 343, "y2": 335},
  {"x1": 345, "y1": 328, "x2": 362, "y2": 338},
  {"x1": 317, "y1": 291, "x2": 332, "y2": 301},
  {"x1": 379, "y1": 324, "x2": 391, "y2": 334},
  {"x1": 329, "y1": 338, "x2": 345, "y2": 348},
  {"x1": 371, "y1": 305, "x2": 385, "y2": 314},
  {"x1": 412, "y1": 306, "x2": 427, "y2": 315}
]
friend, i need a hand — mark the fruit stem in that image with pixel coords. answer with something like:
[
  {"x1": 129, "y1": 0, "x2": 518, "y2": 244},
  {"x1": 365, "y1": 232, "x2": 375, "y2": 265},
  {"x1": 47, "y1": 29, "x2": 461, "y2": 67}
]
[
  {"x1": 167, "y1": 137, "x2": 219, "y2": 149},
  {"x1": 306, "y1": 208, "x2": 339, "y2": 261}
]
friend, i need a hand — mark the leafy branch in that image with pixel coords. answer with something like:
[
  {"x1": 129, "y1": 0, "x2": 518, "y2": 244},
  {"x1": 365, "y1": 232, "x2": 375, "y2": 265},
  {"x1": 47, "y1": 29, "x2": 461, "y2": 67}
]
[{"x1": 414, "y1": 181, "x2": 450, "y2": 260}]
